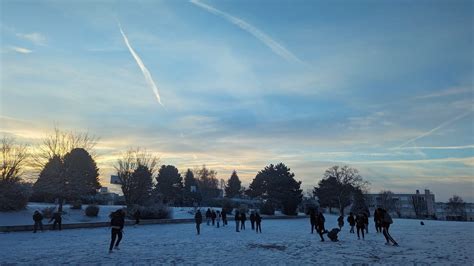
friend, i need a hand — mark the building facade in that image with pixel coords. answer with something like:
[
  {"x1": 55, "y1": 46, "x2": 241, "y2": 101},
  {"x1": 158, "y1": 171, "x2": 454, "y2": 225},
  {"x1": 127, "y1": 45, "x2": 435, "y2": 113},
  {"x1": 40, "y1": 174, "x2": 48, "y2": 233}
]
[{"x1": 365, "y1": 189, "x2": 436, "y2": 218}]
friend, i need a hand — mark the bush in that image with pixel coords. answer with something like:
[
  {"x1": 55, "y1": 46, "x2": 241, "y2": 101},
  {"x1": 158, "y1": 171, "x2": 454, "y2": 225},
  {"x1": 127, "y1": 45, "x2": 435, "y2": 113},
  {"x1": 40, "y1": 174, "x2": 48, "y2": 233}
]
[
  {"x1": 0, "y1": 181, "x2": 30, "y2": 211},
  {"x1": 41, "y1": 206, "x2": 56, "y2": 219},
  {"x1": 85, "y1": 204, "x2": 100, "y2": 217},
  {"x1": 128, "y1": 204, "x2": 171, "y2": 219},
  {"x1": 260, "y1": 201, "x2": 275, "y2": 215},
  {"x1": 70, "y1": 200, "x2": 82, "y2": 209},
  {"x1": 282, "y1": 198, "x2": 300, "y2": 216}
]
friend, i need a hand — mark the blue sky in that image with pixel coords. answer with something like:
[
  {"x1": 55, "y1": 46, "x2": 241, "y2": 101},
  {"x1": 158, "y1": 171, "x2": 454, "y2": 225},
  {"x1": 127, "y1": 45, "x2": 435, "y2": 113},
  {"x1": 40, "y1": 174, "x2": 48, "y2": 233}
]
[{"x1": 1, "y1": 0, "x2": 473, "y2": 201}]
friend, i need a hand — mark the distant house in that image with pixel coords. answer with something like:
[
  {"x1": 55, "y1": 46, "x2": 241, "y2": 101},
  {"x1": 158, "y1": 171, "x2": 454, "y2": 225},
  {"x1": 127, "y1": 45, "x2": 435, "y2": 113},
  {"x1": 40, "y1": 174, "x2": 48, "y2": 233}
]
[
  {"x1": 110, "y1": 175, "x2": 121, "y2": 185},
  {"x1": 365, "y1": 189, "x2": 436, "y2": 218}
]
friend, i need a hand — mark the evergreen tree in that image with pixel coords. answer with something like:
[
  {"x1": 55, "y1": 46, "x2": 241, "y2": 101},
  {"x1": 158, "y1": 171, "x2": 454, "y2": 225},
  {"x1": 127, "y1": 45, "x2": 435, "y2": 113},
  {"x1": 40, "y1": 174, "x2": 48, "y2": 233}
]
[
  {"x1": 156, "y1": 165, "x2": 183, "y2": 204},
  {"x1": 130, "y1": 165, "x2": 153, "y2": 205},
  {"x1": 351, "y1": 189, "x2": 369, "y2": 215},
  {"x1": 225, "y1": 170, "x2": 242, "y2": 198},
  {"x1": 32, "y1": 155, "x2": 65, "y2": 203},
  {"x1": 195, "y1": 165, "x2": 219, "y2": 202},
  {"x1": 183, "y1": 169, "x2": 201, "y2": 205},
  {"x1": 248, "y1": 163, "x2": 303, "y2": 215},
  {"x1": 63, "y1": 148, "x2": 100, "y2": 202},
  {"x1": 313, "y1": 176, "x2": 339, "y2": 213}
]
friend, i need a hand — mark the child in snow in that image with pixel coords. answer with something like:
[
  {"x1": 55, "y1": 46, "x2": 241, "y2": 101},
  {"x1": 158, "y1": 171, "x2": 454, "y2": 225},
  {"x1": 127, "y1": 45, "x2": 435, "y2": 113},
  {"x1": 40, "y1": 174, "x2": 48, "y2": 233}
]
[
  {"x1": 109, "y1": 209, "x2": 125, "y2": 253},
  {"x1": 316, "y1": 211, "x2": 326, "y2": 242},
  {"x1": 255, "y1": 212, "x2": 262, "y2": 233},
  {"x1": 310, "y1": 209, "x2": 317, "y2": 234},
  {"x1": 222, "y1": 210, "x2": 227, "y2": 226},
  {"x1": 337, "y1": 215, "x2": 344, "y2": 230},
  {"x1": 206, "y1": 208, "x2": 212, "y2": 226},
  {"x1": 211, "y1": 210, "x2": 216, "y2": 226},
  {"x1": 347, "y1": 212, "x2": 355, "y2": 233},
  {"x1": 378, "y1": 208, "x2": 398, "y2": 246},
  {"x1": 235, "y1": 210, "x2": 240, "y2": 232},
  {"x1": 240, "y1": 212, "x2": 247, "y2": 230},
  {"x1": 355, "y1": 213, "x2": 366, "y2": 240},
  {"x1": 327, "y1": 228, "x2": 341, "y2": 242},
  {"x1": 49, "y1": 211, "x2": 62, "y2": 231},
  {"x1": 216, "y1": 210, "x2": 222, "y2": 228},
  {"x1": 33, "y1": 210, "x2": 44, "y2": 233},
  {"x1": 133, "y1": 210, "x2": 140, "y2": 226},
  {"x1": 195, "y1": 209, "x2": 202, "y2": 235},
  {"x1": 250, "y1": 211, "x2": 256, "y2": 230},
  {"x1": 374, "y1": 209, "x2": 382, "y2": 233}
]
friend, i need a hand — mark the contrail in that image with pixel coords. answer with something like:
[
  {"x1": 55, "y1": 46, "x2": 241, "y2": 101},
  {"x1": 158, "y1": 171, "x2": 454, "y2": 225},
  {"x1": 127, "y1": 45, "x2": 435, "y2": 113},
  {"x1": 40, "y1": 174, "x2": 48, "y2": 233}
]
[
  {"x1": 190, "y1": 0, "x2": 303, "y2": 64},
  {"x1": 395, "y1": 110, "x2": 473, "y2": 149},
  {"x1": 118, "y1": 23, "x2": 164, "y2": 106}
]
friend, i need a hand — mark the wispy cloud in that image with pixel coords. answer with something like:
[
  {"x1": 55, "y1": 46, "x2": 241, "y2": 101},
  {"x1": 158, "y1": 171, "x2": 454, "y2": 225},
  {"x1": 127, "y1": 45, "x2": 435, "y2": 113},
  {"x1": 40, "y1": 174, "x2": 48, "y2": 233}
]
[
  {"x1": 118, "y1": 23, "x2": 164, "y2": 107},
  {"x1": 414, "y1": 86, "x2": 472, "y2": 99},
  {"x1": 16, "y1": 32, "x2": 46, "y2": 46},
  {"x1": 395, "y1": 110, "x2": 473, "y2": 148},
  {"x1": 9, "y1": 46, "x2": 32, "y2": 54},
  {"x1": 189, "y1": 0, "x2": 303, "y2": 64}
]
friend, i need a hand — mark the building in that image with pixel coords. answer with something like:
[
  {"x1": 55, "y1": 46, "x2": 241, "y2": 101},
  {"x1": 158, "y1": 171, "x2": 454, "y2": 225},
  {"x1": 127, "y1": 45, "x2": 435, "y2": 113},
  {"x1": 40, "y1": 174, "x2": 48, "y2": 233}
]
[
  {"x1": 365, "y1": 189, "x2": 436, "y2": 218},
  {"x1": 110, "y1": 175, "x2": 121, "y2": 184},
  {"x1": 435, "y1": 202, "x2": 474, "y2": 221}
]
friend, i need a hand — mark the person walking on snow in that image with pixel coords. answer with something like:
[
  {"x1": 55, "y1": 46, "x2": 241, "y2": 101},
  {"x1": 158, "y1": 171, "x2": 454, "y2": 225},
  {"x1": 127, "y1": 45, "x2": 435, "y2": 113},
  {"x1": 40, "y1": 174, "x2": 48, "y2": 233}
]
[
  {"x1": 355, "y1": 213, "x2": 366, "y2": 240},
  {"x1": 195, "y1": 209, "x2": 203, "y2": 235},
  {"x1": 211, "y1": 210, "x2": 217, "y2": 226},
  {"x1": 374, "y1": 209, "x2": 382, "y2": 233},
  {"x1": 133, "y1": 210, "x2": 140, "y2": 226},
  {"x1": 316, "y1": 211, "x2": 326, "y2": 242},
  {"x1": 33, "y1": 210, "x2": 44, "y2": 233},
  {"x1": 49, "y1": 211, "x2": 62, "y2": 231},
  {"x1": 240, "y1": 212, "x2": 247, "y2": 230},
  {"x1": 222, "y1": 210, "x2": 227, "y2": 226},
  {"x1": 363, "y1": 212, "x2": 369, "y2": 234},
  {"x1": 378, "y1": 208, "x2": 398, "y2": 246},
  {"x1": 255, "y1": 212, "x2": 262, "y2": 233},
  {"x1": 235, "y1": 210, "x2": 241, "y2": 232},
  {"x1": 205, "y1": 208, "x2": 212, "y2": 226},
  {"x1": 109, "y1": 209, "x2": 125, "y2": 253},
  {"x1": 347, "y1": 212, "x2": 355, "y2": 233},
  {"x1": 216, "y1": 210, "x2": 222, "y2": 228},
  {"x1": 310, "y1": 209, "x2": 317, "y2": 234},
  {"x1": 337, "y1": 215, "x2": 344, "y2": 230},
  {"x1": 250, "y1": 211, "x2": 256, "y2": 230}
]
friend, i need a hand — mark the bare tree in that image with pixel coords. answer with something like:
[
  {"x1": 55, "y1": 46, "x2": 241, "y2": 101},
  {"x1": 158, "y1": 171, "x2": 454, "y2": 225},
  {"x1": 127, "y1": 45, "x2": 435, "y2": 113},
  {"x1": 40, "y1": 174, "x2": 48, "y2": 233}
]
[
  {"x1": 321, "y1": 165, "x2": 370, "y2": 215},
  {"x1": 114, "y1": 148, "x2": 158, "y2": 206},
  {"x1": 1, "y1": 136, "x2": 29, "y2": 183},
  {"x1": 409, "y1": 195, "x2": 426, "y2": 218},
  {"x1": 32, "y1": 127, "x2": 97, "y2": 170},
  {"x1": 446, "y1": 195, "x2": 466, "y2": 220}
]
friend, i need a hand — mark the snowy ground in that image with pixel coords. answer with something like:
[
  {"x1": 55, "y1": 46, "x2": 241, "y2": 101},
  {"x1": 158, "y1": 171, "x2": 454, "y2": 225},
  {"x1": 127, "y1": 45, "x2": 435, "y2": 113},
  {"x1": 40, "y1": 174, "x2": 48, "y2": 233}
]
[
  {"x1": 1, "y1": 214, "x2": 473, "y2": 264},
  {"x1": 0, "y1": 204, "x2": 296, "y2": 226}
]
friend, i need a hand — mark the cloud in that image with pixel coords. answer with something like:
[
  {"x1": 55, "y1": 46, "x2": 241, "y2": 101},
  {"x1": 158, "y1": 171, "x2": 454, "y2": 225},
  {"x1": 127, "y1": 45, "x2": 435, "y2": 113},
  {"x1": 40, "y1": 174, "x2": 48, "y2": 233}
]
[
  {"x1": 414, "y1": 86, "x2": 473, "y2": 99},
  {"x1": 16, "y1": 32, "x2": 46, "y2": 46},
  {"x1": 9, "y1": 46, "x2": 32, "y2": 54},
  {"x1": 189, "y1": 0, "x2": 303, "y2": 64},
  {"x1": 118, "y1": 23, "x2": 165, "y2": 107},
  {"x1": 394, "y1": 145, "x2": 474, "y2": 150}
]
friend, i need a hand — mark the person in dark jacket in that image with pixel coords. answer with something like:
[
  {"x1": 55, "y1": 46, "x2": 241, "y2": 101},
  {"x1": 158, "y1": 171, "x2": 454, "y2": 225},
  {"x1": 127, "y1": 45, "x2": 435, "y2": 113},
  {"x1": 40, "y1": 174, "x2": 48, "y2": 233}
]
[
  {"x1": 337, "y1": 215, "x2": 344, "y2": 230},
  {"x1": 211, "y1": 210, "x2": 217, "y2": 226},
  {"x1": 374, "y1": 209, "x2": 382, "y2": 233},
  {"x1": 327, "y1": 228, "x2": 340, "y2": 242},
  {"x1": 316, "y1": 211, "x2": 326, "y2": 242},
  {"x1": 221, "y1": 210, "x2": 227, "y2": 226},
  {"x1": 234, "y1": 210, "x2": 240, "y2": 232},
  {"x1": 363, "y1": 212, "x2": 369, "y2": 234},
  {"x1": 347, "y1": 212, "x2": 355, "y2": 233},
  {"x1": 355, "y1": 213, "x2": 366, "y2": 240},
  {"x1": 240, "y1": 212, "x2": 247, "y2": 230},
  {"x1": 109, "y1": 209, "x2": 125, "y2": 253},
  {"x1": 249, "y1": 211, "x2": 256, "y2": 230},
  {"x1": 33, "y1": 210, "x2": 44, "y2": 233},
  {"x1": 49, "y1": 211, "x2": 62, "y2": 231},
  {"x1": 378, "y1": 208, "x2": 398, "y2": 246},
  {"x1": 206, "y1": 208, "x2": 212, "y2": 226},
  {"x1": 310, "y1": 209, "x2": 317, "y2": 234},
  {"x1": 255, "y1": 212, "x2": 262, "y2": 233},
  {"x1": 133, "y1": 210, "x2": 140, "y2": 226},
  {"x1": 195, "y1": 209, "x2": 203, "y2": 235}
]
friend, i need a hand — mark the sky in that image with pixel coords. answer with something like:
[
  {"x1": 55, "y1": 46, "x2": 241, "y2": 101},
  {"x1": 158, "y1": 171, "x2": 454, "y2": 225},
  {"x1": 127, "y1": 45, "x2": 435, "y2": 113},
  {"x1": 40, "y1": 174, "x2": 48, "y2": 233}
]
[{"x1": 0, "y1": 0, "x2": 473, "y2": 202}]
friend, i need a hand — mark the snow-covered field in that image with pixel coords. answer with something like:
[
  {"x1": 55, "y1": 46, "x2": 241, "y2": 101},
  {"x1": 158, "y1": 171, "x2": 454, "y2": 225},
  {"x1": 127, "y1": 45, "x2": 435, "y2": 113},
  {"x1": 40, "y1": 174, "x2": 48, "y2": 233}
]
[{"x1": 1, "y1": 214, "x2": 472, "y2": 264}]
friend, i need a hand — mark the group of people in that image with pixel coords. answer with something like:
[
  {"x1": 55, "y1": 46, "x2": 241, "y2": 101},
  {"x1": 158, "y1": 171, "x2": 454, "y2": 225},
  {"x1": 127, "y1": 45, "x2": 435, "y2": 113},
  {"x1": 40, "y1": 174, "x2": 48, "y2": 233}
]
[
  {"x1": 310, "y1": 208, "x2": 398, "y2": 246},
  {"x1": 32, "y1": 210, "x2": 63, "y2": 233},
  {"x1": 194, "y1": 208, "x2": 262, "y2": 235}
]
